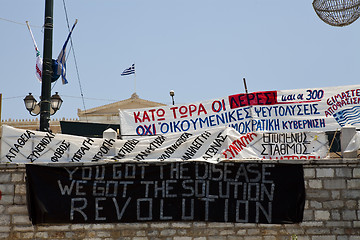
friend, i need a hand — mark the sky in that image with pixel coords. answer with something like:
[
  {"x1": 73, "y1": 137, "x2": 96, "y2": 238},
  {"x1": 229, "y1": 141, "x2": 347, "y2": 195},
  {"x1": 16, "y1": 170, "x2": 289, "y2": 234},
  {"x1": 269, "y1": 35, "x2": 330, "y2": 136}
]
[{"x1": 1, "y1": 0, "x2": 360, "y2": 121}]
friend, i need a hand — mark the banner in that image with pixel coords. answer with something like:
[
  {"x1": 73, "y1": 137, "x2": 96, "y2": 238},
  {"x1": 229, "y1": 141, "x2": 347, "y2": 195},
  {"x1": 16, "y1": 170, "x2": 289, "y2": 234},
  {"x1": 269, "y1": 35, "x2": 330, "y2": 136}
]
[
  {"x1": 26, "y1": 162, "x2": 305, "y2": 224},
  {"x1": 1, "y1": 125, "x2": 328, "y2": 163},
  {"x1": 120, "y1": 85, "x2": 360, "y2": 136}
]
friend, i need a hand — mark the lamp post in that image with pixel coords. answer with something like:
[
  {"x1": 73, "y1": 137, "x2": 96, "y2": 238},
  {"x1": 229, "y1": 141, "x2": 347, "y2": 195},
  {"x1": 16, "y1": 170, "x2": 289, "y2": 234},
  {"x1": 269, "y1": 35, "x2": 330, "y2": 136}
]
[
  {"x1": 169, "y1": 90, "x2": 175, "y2": 105},
  {"x1": 22, "y1": 0, "x2": 56, "y2": 131},
  {"x1": 39, "y1": 0, "x2": 54, "y2": 132},
  {"x1": 23, "y1": 0, "x2": 63, "y2": 131}
]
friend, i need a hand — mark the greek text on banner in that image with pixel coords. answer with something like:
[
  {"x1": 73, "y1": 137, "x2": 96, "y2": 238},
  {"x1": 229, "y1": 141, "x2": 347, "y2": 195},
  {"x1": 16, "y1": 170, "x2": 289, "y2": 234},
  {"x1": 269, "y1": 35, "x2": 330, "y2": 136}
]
[{"x1": 119, "y1": 85, "x2": 360, "y2": 137}]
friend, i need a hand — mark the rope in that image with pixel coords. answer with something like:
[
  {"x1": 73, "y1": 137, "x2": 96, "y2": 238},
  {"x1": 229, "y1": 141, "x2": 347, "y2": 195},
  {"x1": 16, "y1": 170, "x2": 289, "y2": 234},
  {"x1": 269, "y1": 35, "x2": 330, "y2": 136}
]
[
  {"x1": 2, "y1": 95, "x2": 28, "y2": 100},
  {"x1": 62, "y1": 0, "x2": 88, "y2": 122},
  {"x1": 2, "y1": 94, "x2": 118, "y2": 102},
  {"x1": 61, "y1": 95, "x2": 118, "y2": 102},
  {"x1": 0, "y1": 17, "x2": 42, "y2": 28}
]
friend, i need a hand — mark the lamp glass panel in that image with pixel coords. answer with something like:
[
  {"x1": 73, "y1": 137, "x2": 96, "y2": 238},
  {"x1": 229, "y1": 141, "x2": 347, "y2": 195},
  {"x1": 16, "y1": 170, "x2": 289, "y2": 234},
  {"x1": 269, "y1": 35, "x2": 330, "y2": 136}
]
[
  {"x1": 24, "y1": 96, "x2": 37, "y2": 111},
  {"x1": 51, "y1": 97, "x2": 63, "y2": 110}
]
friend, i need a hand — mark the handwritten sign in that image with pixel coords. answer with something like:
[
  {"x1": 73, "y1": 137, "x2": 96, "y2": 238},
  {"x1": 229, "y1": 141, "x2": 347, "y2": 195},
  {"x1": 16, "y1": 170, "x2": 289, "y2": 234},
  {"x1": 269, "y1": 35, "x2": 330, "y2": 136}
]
[
  {"x1": 26, "y1": 162, "x2": 305, "y2": 224},
  {"x1": 1, "y1": 126, "x2": 328, "y2": 163}
]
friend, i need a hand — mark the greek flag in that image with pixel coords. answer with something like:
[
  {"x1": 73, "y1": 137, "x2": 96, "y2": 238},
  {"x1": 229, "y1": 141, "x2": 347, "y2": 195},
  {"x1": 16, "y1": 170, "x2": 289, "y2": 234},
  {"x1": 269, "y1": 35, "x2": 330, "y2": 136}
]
[
  {"x1": 121, "y1": 64, "x2": 135, "y2": 76},
  {"x1": 56, "y1": 19, "x2": 78, "y2": 85},
  {"x1": 333, "y1": 106, "x2": 360, "y2": 127}
]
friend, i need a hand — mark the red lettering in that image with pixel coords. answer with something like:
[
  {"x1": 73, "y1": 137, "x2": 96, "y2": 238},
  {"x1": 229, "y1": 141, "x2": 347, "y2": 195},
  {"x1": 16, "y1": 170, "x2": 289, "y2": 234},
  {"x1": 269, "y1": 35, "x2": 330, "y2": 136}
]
[
  {"x1": 148, "y1": 109, "x2": 156, "y2": 121},
  {"x1": 179, "y1": 106, "x2": 188, "y2": 118},
  {"x1": 157, "y1": 109, "x2": 165, "y2": 121},
  {"x1": 222, "y1": 133, "x2": 257, "y2": 159},
  {"x1": 142, "y1": 111, "x2": 150, "y2": 122},
  {"x1": 198, "y1": 103, "x2": 207, "y2": 115},
  {"x1": 189, "y1": 104, "x2": 197, "y2": 116},
  {"x1": 228, "y1": 91, "x2": 277, "y2": 109},
  {"x1": 134, "y1": 112, "x2": 142, "y2": 123},
  {"x1": 170, "y1": 107, "x2": 178, "y2": 119}
]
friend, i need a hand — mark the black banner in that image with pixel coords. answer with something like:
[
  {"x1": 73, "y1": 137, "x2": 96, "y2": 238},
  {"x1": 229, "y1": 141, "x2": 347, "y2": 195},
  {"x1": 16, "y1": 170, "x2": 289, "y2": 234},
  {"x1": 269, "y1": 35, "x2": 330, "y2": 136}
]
[{"x1": 26, "y1": 162, "x2": 305, "y2": 224}]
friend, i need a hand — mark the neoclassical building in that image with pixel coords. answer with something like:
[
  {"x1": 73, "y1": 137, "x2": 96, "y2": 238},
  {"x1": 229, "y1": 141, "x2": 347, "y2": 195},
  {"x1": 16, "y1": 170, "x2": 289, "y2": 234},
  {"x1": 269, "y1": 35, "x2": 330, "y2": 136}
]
[{"x1": 77, "y1": 93, "x2": 165, "y2": 124}]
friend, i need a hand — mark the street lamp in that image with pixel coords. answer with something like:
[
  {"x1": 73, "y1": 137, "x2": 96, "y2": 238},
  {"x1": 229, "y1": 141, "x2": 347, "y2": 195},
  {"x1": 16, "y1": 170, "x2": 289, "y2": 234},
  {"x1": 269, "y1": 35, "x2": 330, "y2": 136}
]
[
  {"x1": 23, "y1": 92, "x2": 63, "y2": 116},
  {"x1": 50, "y1": 92, "x2": 63, "y2": 112},
  {"x1": 22, "y1": 0, "x2": 56, "y2": 131},
  {"x1": 169, "y1": 90, "x2": 175, "y2": 105},
  {"x1": 23, "y1": 93, "x2": 39, "y2": 115}
]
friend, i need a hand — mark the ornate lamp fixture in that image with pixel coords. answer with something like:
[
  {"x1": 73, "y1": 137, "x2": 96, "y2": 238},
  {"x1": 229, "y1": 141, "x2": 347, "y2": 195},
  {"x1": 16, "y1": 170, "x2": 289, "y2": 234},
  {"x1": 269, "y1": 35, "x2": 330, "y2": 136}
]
[
  {"x1": 24, "y1": 92, "x2": 63, "y2": 116},
  {"x1": 50, "y1": 92, "x2": 63, "y2": 112},
  {"x1": 169, "y1": 90, "x2": 175, "y2": 105},
  {"x1": 313, "y1": 0, "x2": 360, "y2": 26}
]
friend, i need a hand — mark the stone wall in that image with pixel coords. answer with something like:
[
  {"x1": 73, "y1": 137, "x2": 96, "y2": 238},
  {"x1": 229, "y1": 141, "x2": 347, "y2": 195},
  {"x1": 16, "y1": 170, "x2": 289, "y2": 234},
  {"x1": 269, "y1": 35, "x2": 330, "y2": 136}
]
[
  {"x1": 0, "y1": 160, "x2": 359, "y2": 240},
  {"x1": 0, "y1": 118, "x2": 79, "y2": 135}
]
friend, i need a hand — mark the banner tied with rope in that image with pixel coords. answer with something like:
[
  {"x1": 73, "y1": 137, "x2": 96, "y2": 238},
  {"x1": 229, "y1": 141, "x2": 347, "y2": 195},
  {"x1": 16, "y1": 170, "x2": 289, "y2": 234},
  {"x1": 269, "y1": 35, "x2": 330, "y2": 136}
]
[
  {"x1": 1, "y1": 125, "x2": 329, "y2": 164},
  {"x1": 120, "y1": 84, "x2": 360, "y2": 137}
]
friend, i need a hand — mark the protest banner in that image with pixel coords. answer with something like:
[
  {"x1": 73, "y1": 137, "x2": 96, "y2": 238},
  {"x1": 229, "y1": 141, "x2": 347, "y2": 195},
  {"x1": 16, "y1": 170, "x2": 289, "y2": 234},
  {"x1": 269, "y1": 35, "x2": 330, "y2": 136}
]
[
  {"x1": 1, "y1": 125, "x2": 328, "y2": 163},
  {"x1": 120, "y1": 85, "x2": 360, "y2": 136},
  {"x1": 26, "y1": 162, "x2": 305, "y2": 224}
]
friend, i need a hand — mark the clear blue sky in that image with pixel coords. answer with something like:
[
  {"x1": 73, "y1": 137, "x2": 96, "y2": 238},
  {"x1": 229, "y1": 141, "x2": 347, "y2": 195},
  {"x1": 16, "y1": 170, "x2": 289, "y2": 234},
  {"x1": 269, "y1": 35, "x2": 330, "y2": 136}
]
[{"x1": 1, "y1": 0, "x2": 360, "y2": 121}]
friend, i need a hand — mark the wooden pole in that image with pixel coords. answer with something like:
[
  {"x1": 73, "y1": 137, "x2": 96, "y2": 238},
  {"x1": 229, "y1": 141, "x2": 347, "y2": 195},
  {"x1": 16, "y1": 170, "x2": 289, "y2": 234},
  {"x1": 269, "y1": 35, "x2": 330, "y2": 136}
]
[{"x1": 243, "y1": 78, "x2": 248, "y2": 94}]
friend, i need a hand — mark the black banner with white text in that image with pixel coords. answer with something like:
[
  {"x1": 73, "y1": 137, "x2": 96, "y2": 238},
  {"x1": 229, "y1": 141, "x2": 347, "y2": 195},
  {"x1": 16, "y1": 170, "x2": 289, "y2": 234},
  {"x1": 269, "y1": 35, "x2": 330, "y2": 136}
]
[{"x1": 26, "y1": 162, "x2": 305, "y2": 224}]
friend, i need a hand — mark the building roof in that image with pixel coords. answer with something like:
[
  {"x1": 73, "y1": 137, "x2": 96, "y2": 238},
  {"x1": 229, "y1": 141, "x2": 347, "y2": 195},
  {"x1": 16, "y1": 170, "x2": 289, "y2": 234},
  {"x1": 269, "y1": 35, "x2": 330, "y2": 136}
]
[{"x1": 77, "y1": 92, "x2": 166, "y2": 118}]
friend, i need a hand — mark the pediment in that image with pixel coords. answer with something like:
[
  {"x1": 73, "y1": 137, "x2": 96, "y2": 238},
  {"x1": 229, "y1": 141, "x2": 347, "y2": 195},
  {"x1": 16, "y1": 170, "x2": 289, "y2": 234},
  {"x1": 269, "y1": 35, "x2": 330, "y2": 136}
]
[{"x1": 78, "y1": 93, "x2": 166, "y2": 117}]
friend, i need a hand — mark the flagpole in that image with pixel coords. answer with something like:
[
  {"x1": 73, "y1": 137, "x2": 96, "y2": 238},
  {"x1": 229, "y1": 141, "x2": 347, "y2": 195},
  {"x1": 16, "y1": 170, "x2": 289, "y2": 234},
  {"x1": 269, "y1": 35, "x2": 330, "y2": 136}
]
[
  {"x1": 134, "y1": 72, "x2": 137, "y2": 93},
  {"x1": 243, "y1": 77, "x2": 253, "y2": 132},
  {"x1": 26, "y1": 21, "x2": 43, "y2": 82},
  {"x1": 134, "y1": 62, "x2": 136, "y2": 93},
  {"x1": 26, "y1": 21, "x2": 40, "y2": 54}
]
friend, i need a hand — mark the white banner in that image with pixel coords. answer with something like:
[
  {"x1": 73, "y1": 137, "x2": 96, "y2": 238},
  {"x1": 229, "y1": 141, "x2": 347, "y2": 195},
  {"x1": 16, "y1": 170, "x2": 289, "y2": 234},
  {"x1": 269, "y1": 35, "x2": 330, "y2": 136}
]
[
  {"x1": 120, "y1": 85, "x2": 360, "y2": 137},
  {"x1": 1, "y1": 125, "x2": 329, "y2": 164}
]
